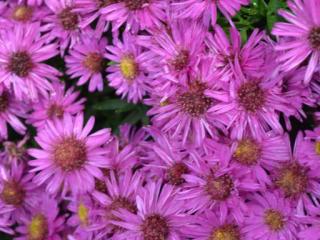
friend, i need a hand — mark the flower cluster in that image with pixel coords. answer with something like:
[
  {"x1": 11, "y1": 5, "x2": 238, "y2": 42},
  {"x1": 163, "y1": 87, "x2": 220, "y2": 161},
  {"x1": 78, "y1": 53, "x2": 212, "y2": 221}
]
[{"x1": 0, "y1": 0, "x2": 320, "y2": 240}]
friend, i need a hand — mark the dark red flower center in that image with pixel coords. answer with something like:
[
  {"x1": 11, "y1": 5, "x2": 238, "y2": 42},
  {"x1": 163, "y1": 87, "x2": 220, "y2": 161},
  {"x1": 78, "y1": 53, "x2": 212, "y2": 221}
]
[
  {"x1": 0, "y1": 92, "x2": 9, "y2": 112},
  {"x1": 47, "y1": 104, "x2": 64, "y2": 119},
  {"x1": 170, "y1": 50, "x2": 190, "y2": 72},
  {"x1": 1, "y1": 181, "x2": 25, "y2": 206},
  {"x1": 308, "y1": 27, "x2": 320, "y2": 50},
  {"x1": 233, "y1": 138, "x2": 261, "y2": 165},
  {"x1": 58, "y1": 8, "x2": 79, "y2": 31},
  {"x1": 7, "y1": 51, "x2": 33, "y2": 77},
  {"x1": 167, "y1": 162, "x2": 189, "y2": 186},
  {"x1": 205, "y1": 174, "x2": 234, "y2": 201},
  {"x1": 124, "y1": 0, "x2": 150, "y2": 10},
  {"x1": 53, "y1": 137, "x2": 87, "y2": 171},
  {"x1": 177, "y1": 82, "x2": 212, "y2": 117},
  {"x1": 237, "y1": 81, "x2": 265, "y2": 113},
  {"x1": 275, "y1": 162, "x2": 308, "y2": 197},
  {"x1": 12, "y1": 5, "x2": 33, "y2": 22},
  {"x1": 83, "y1": 52, "x2": 104, "y2": 73},
  {"x1": 97, "y1": 0, "x2": 120, "y2": 8},
  {"x1": 210, "y1": 224, "x2": 241, "y2": 240},
  {"x1": 28, "y1": 214, "x2": 48, "y2": 240},
  {"x1": 95, "y1": 179, "x2": 108, "y2": 194},
  {"x1": 141, "y1": 214, "x2": 169, "y2": 240},
  {"x1": 264, "y1": 209, "x2": 285, "y2": 231}
]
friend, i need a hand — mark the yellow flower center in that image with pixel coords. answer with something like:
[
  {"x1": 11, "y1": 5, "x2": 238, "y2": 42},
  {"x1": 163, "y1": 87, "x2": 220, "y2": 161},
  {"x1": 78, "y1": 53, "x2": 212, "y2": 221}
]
[
  {"x1": 28, "y1": 214, "x2": 48, "y2": 240},
  {"x1": 264, "y1": 209, "x2": 285, "y2": 231},
  {"x1": 210, "y1": 224, "x2": 240, "y2": 240},
  {"x1": 233, "y1": 138, "x2": 261, "y2": 165},
  {"x1": 78, "y1": 203, "x2": 89, "y2": 225},
  {"x1": 315, "y1": 141, "x2": 320, "y2": 155},
  {"x1": 12, "y1": 5, "x2": 33, "y2": 22},
  {"x1": 120, "y1": 55, "x2": 138, "y2": 81}
]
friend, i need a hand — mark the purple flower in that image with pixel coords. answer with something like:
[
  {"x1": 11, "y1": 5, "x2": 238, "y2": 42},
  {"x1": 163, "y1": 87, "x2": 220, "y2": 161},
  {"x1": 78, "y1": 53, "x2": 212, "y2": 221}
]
[
  {"x1": 0, "y1": 23, "x2": 60, "y2": 101},
  {"x1": 19, "y1": 0, "x2": 44, "y2": 6},
  {"x1": 172, "y1": 0, "x2": 249, "y2": 26},
  {"x1": 243, "y1": 191, "x2": 303, "y2": 240},
  {"x1": 105, "y1": 32, "x2": 152, "y2": 103},
  {"x1": 0, "y1": 202, "x2": 14, "y2": 235},
  {"x1": 65, "y1": 31, "x2": 107, "y2": 92},
  {"x1": 111, "y1": 180, "x2": 187, "y2": 240},
  {"x1": 28, "y1": 113, "x2": 111, "y2": 195},
  {"x1": 1, "y1": 135, "x2": 29, "y2": 166},
  {"x1": 272, "y1": 0, "x2": 320, "y2": 83},
  {"x1": 14, "y1": 194, "x2": 65, "y2": 240},
  {"x1": 27, "y1": 82, "x2": 85, "y2": 128}
]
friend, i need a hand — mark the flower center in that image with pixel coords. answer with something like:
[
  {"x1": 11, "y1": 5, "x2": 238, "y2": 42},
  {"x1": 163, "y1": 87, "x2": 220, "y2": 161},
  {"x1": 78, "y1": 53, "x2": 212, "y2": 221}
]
[
  {"x1": 12, "y1": 5, "x2": 33, "y2": 22},
  {"x1": 308, "y1": 27, "x2": 320, "y2": 50},
  {"x1": 237, "y1": 81, "x2": 265, "y2": 113},
  {"x1": 264, "y1": 209, "x2": 285, "y2": 231},
  {"x1": 28, "y1": 214, "x2": 48, "y2": 240},
  {"x1": 124, "y1": 0, "x2": 150, "y2": 10},
  {"x1": 83, "y1": 52, "x2": 104, "y2": 73},
  {"x1": 53, "y1": 137, "x2": 87, "y2": 171},
  {"x1": 97, "y1": 0, "x2": 120, "y2": 8},
  {"x1": 233, "y1": 138, "x2": 261, "y2": 165},
  {"x1": 6, "y1": 143, "x2": 26, "y2": 159},
  {"x1": 275, "y1": 163, "x2": 308, "y2": 197},
  {"x1": 95, "y1": 179, "x2": 108, "y2": 194},
  {"x1": 177, "y1": 82, "x2": 212, "y2": 117},
  {"x1": 167, "y1": 162, "x2": 189, "y2": 186},
  {"x1": 58, "y1": 8, "x2": 79, "y2": 31},
  {"x1": 120, "y1": 55, "x2": 139, "y2": 81},
  {"x1": 315, "y1": 141, "x2": 320, "y2": 155},
  {"x1": 0, "y1": 92, "x2": 9, "y2": 112},
  {"x1": 7, "y1": 51, "x2": 33, "y2": 77},
  {"x1": 78, "y1": 203, "x2": 89, "y2": 226},
  {"x1": 141, "y1": 214, "x2": 169, "y2": 240},
  {"x1": 205, "y1": 174, "x2": 234, "y2": 201},
  {"x1": 170, "y1": 50, "x2": 190, "y2": 72},
  {"x1": 106, "y1": 197, "x2": 137, "y2": 227},
  {"x1": 210, "y1": 224, "x2": 241, "y2": 240},
  {"x1": 1, "y1": 181, "x2": 25, "y2": 206},
  {"x1": 47, "y1": 104, "x2": 64, "y2": 119}
]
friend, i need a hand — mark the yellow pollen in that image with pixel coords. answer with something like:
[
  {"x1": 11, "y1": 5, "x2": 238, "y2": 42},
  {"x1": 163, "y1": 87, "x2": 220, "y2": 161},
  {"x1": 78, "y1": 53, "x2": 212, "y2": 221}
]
[
  {"x1": 120, "y1": 55, "x2": 138, "y2": 81},
  {"x1": 78, "y1": 203, "x2": 89, "y2": 225},
  {"x1": 264, "y1": 209, "x2": 285, "y2": 231},
  {"x1": 315, "y1": 141, "x2": 320, "y2": 155},
  {"x1": 12, "y1": 6, "x2": 33, "y2": 22},
  {"x1": 210, "y1": 224, "x2": 240, "y2": 240},
  {"x1": 233, "y1": 139, "x2": 261, "y2": 165},
  {"x1": 28, "y1": 214, "x2": 48, "y2": 240},
  {"x1": 160, "y1": 99, "x2": 170, "y2": 107}
]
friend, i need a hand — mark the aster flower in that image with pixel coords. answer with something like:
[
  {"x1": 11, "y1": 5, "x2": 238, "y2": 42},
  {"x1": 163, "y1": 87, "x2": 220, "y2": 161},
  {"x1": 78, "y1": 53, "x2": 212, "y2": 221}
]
[
  {"x1": 183, "y1": 209, "x2": 245, "y2": 239},
  {"x1": 20, "y1": 0, "x2": 43, "y2": 6},
  {"x1": 101, "y1": 0, "x2": 168, "y2": 32},
  {"x1": 118, "y1": 123, "x2": 148, "y2": 149},
  {"x1": 0, "y1": 88, "x2": 27, "y2": 140},
  {"x1": 0, "y1": 202, "x2": 14, "y2": 235},
  {"x1": 304, "y1": 127, "x2": 320, "y2": 163},
  {"x1": 172, "y1": 0, "x2": 249, "y2": 26},
  {"x1": 206, "y1": 25, "x2": 266, "y2": 82},
  {"x1": 27, "y1": 82, "x2": 85, "y2": 128},
  {"x1": 0, "y1": 135, "x2": 29, "y2": 166},
  {"x1": 0, "y1": 23, "x2": 60, "y2": 101},
  {"x1": 28, "y1": 113, "x2": 112, "y2": 195},
  {"x1": 139, "y1": 20, "x2": 206, "y2": 85},
  {"x1": 65, "y1": 32, "x2": 107, "y2": 92},
  {"x1": 207, "y1": 68, "x2": 295, "y2": 140},
  {"x1": 145, "y1": 59, "x2": 225, "y2": 146},
  {"x1": 105, "y1": 32, "x2": 153, "y2": 103},
  {"x1": 272, "y1": 0, "x2": 320, "y2": 83},
  {"x1": 0, "y1": 163, "x2": 40, "y2": 221},
  {"x1": 111, "y1": 180, "x2": 187, "y2": 240},
  {"x1": 90, "y1": 170, "x2": 141, "y2": 239},
  {"x1": 15, "y1": 194, "x2": 65, "y2": 240},
  {"x1": 243, "y1": 191, "x2": 302, "y2": 240}
]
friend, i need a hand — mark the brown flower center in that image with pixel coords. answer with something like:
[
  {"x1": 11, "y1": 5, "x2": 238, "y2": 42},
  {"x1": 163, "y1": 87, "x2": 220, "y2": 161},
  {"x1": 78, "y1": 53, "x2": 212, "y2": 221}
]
[
  {"x1": 141, "y1": 214, "x2": 169, "y2": 240},
  {"x1": 12, "y1": 5, "x2": 33, "y2": 22},
  {"x1": 308, "y1": 27, "x2": 320, "y2": 50},
  {"x1": 233, "y1": 138, "x2": 261, "y2": 165},
  {"x1": 83, "y1": 52, "x2": 104, "y2": 73},
  {"x1": 97, "y1": 0, "x2": 121, "y2": 8},
  {"x1": 95, "y1": 179, "x2": 108, "y2": 194},
  {"x1": 58, "y1": 8, "x2": 79, "y2": 31},
  {"x1": 167, "y1": 162, "x2": 189, "y2": 186},
  {"x1": 264, "y1": 209, "x2": 285, "y2": 231},
  {"x1": 6, "y1": 143, "x2": 26, "y2": 159},
  {"x1": 124, "y1": 0, "x2": 150, "y2": 10},
  {"x1": 120, "y1": 55, "x2": 139, "y2": 81},
  {"x1": 7, "y1": 51, "x2": 33, "y2": 77},
  {"x1": 177, "y1": 82, "x2": 212, "y2": 117},
  {"x1": 315, "y1": 141, "x2": 320, "y2": 155},
  {"x1": 205, "y1": 174, "x2": 234, "y2": 201},
  {"x1": 237, "y1": 81, "x2": 265, "y2": 113},
  {"x1": 0, "y1": 92, "x2": 9, "y2": 112},
  {"x1": 275, "y1": 163, "x2": 308, "y2": 197},
  {"x1": 170, "y1": 50, "x2": 190, "y2": 72},
  {"x1": 53, "y1": 137, "x2": 87, "y2": 171},
  {"x1": 1, "y1": 181, "x2": 25, "y2": 206},
  {"x1": 47, "y1": 104, "x2": 64, "y2": 119},
  {"x1": 28, "y1": 214, "x2": 48, "y2": 240},
  {"x1": 210, "y1": 224, "x2": 241, "y2": 240}
]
